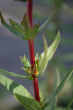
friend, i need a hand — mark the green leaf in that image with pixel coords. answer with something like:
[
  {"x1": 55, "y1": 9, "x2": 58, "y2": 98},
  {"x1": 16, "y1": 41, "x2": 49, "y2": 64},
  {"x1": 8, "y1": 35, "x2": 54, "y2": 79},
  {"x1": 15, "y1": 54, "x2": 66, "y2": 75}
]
[
  {"x1": 0, "y1": 74, "x2": 31, "y2": 96},
  {"x1": 0, "y1": 74, "x2": 42, "y2": 110},
  {"x1": 35, "y1": 53, "x2": 40, "y2": 74},
  {"x1": 20, "y1": 55, "x2": 32, "y2": 74},
  {"x1": 20, "y1": 55, "x2": 31, "y2": 68},
  {"x1": 0, "y1": 69, "x2": 32, "y2": 80},
  {"x1": 39, "y1": 90, "x2": 44, "y2": 106},
  {"x1": 0, "y1": 12, "x2": 39, "y2": 40},
  {"x1": 38, "y1": 10, "x2": 53, "y2": 32},
  {"x1": 33, "y1": 24, "x2": 40, "y2": 35},
  {"x1": 15, "y1": 94, "x2": 42, "y2": 110},
  {"x1": 9, "y1": 19, "x2": 24, "y2": 34},
  {"x1": 0, "y1": 11, "x2": 24, "y2": 39},
  {"x1": 44, "y1": 31, "x2": 60, "y2": 60},
  {"x1": 21, "y1": 14, "x2": 39, "y2": 40},
  {"x1": 21, "y1": 14, "x2": 34, "y2": 40},
  {"x1": 43, "y1": 67, "x2": 73, "y2": 109},
  {"x1": 38, "y1": 35, "x2": 48, "y2": 75},
  {"x1": 0, "y1": 12, "x2": 24, "y2": 39},
  {"x1": 38, "y1": 31, "x2": 60, "y2": 75}
]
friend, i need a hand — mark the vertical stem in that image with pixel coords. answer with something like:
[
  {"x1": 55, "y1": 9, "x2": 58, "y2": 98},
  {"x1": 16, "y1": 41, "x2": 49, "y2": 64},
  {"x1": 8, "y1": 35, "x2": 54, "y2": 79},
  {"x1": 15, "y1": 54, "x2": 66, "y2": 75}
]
[{"x1": 27, "y1": 0, "x2": 40, "y2": 102}]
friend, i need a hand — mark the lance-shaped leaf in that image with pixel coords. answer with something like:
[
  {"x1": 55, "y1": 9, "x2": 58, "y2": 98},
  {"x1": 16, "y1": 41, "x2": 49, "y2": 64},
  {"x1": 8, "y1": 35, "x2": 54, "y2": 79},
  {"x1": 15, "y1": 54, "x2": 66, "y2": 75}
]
[
  {"x1": 20, "y1": 55, "x2": 31, "y2": 68},
  {"x1": 20, "y1": 55, "x2": 32, "y2": 74},
  {"x1": 0, "y1": 69, "x2": 32, "y2": 80},
  {"x1": 9, "y1": 19, "x2": 24, "y2": 34},
  {"x1": 0, "y1": 12, "x2": 39, "y2": 40},
  {"x1": 38, "y1": 35, "x2": 48, "y2": 75},
  {"x1": 43, "y1": 67, "x2": 73, "y2": 109},
  {"x1": 15, "y1": 94, "x2": 42, "y2": 110},
  {"x1": 0, "y1": 11, "x2": 24, "y2": 39},
  {"x1": 38, "y1": 10, "x2": 53, "y2": 32},
  {"x1": 0, "y1": 74, "x2": 42, "y2": 110},
  {"x1": 38, "y1": 31, "x2": 60, "y2": 75}
]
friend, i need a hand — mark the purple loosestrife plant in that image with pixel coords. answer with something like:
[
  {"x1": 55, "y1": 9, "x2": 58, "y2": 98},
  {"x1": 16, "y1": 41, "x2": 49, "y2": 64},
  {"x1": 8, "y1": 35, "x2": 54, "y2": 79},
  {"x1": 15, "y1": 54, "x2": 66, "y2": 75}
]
[{"x1": 0, "y1": 0, "x2": 73, "y2": 110}]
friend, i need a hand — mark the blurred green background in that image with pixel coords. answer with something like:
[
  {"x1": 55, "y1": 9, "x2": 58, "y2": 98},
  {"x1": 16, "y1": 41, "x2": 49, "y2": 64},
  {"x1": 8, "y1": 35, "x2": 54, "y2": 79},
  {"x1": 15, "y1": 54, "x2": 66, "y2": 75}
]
[{"x1": 0, "y1": 0, "x2": 73, "y2": 110}]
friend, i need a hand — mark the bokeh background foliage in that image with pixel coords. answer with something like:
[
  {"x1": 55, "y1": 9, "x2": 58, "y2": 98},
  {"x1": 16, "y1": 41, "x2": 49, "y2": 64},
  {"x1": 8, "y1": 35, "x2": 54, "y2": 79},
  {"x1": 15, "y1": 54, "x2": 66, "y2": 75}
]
[{"x1": 0, "y1": 0, "x2": 73, "y2": 110}]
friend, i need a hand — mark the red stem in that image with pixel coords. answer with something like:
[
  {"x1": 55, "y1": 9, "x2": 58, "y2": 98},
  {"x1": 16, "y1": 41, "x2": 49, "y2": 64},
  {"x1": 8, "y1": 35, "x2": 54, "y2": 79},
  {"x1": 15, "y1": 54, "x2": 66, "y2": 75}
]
[{"x1": 27, "y1": 0, "x2": 40, "y2": 102}]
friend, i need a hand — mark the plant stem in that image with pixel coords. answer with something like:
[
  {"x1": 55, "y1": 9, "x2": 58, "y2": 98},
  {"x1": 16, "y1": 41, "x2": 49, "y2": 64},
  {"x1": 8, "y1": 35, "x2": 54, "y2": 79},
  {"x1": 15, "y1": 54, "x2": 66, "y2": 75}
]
[{"x1": 27, "y1": 0, "x2": 40, "y2": 102}]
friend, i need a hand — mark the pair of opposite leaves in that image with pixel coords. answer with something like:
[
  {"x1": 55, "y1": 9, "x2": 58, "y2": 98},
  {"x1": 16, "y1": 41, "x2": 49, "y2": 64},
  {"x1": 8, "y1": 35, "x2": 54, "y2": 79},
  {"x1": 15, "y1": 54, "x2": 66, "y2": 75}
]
[{"x1": 0, "y1": 11, "x2": 39, "y2": 40}]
